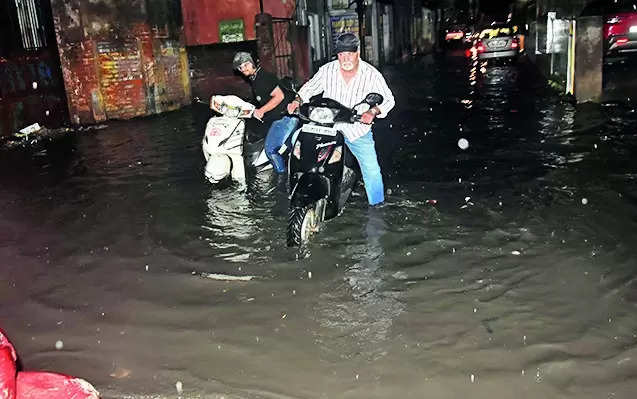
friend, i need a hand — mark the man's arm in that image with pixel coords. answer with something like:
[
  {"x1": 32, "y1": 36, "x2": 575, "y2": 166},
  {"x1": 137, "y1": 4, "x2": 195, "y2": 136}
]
[
  {"x1": 287, "y1": 66, "x2": 326, "y2": 114},
  {"x1": 255, "y1": 86, "x2": 285, "y2": 119},
  {"x1": 359, "y1": 70, "x2": 395, "y2": 124},
  {"x1": 297, "y1": 66, "x2": 326, "y2": 103},
  {"x1": 371, "y1": 71, "x2": 395, "y2": 118}
]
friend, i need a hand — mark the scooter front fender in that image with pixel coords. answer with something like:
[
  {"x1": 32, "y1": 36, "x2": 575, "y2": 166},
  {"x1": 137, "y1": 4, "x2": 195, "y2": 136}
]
[{"x1": 290, "y1": 173, "x2": 330, "y2": 208}]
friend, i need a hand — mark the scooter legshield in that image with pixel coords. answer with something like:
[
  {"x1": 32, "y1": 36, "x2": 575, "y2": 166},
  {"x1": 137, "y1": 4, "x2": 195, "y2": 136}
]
[{"x1": 290, "y1": 173, "x2": 330, "y2": 208}]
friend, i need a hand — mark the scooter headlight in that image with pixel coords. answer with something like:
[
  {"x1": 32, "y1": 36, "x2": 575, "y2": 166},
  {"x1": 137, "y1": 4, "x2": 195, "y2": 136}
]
[{"x1": 309, "y1": 107, "x2": 337, "y2": 124}]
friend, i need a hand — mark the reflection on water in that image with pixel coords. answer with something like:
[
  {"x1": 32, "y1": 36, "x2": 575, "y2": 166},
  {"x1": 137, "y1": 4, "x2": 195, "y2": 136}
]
[
  {"x1": 1, "y1": 54, "x2": 636, "y2": 398},
  {"x1": 314, "y1": 209, "x2": 405, "y2": 361},
  {"x1": 203, "y1": 188, "x2": 258, "y2": 263}
]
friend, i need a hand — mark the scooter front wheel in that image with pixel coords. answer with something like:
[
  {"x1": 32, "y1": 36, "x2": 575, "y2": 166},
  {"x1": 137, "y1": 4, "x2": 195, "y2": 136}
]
[{"x1": 287, "y1": 205, "x2": 318, "y2": 246}]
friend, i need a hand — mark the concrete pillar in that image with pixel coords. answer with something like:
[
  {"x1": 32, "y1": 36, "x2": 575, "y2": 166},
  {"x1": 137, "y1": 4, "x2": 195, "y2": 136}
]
[
  {"x1": 574, "y1": 16, "x2": 603, "y2": 103},
  {"x1": 255, "y1": 14, "x2": 275, "y2": 73}
]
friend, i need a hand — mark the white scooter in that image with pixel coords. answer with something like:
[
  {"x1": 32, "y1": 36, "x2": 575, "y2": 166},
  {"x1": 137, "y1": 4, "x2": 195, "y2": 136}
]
[{"x1": 201, "y1": 95, "x2": 271, "y2": 185}]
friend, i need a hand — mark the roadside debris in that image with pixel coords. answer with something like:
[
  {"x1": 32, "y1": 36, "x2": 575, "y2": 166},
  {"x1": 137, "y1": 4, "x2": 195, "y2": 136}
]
[
  {"x1": 17, "y1": 123, "x2": 42, "y2": 137},
  {"x1": 1, "y1": 124, "x2": 108, "y2": 151}
]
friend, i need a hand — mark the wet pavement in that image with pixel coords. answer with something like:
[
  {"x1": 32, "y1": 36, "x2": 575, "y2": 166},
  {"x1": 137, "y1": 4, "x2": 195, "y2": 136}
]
[{"x1": 1, "y1": 52, "x2": 637, "y2": 399}]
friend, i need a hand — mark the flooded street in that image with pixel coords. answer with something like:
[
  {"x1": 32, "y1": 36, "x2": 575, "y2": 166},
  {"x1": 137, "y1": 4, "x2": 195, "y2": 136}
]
[{"x1": 2, "y1": 53, "x2": 637, "y2": 398}]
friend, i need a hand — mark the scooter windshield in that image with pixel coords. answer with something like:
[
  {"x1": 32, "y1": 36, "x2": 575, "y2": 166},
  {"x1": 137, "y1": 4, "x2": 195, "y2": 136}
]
[
  {"x1": 301, "y1": 98, "x2": 353, "y2": 123},
  {"x1": 211, "y1": 95, "x2": 254, "y2": 118}
]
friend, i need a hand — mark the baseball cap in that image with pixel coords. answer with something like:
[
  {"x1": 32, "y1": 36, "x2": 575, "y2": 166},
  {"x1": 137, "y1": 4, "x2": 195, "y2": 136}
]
[{"x1": 334, "y1": 32, "x2": 360, "y2": 54}]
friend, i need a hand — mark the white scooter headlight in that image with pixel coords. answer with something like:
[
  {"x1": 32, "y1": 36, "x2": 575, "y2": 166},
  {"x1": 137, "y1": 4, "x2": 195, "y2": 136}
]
[{"x1": 309, "y1": 107, "x2": 337, "y2": 124}]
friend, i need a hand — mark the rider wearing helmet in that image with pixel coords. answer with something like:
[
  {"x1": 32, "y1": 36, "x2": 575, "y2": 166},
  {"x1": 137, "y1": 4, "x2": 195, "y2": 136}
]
[{"x1": 233, "y1": 51, "x2": 298, "y2": 174}]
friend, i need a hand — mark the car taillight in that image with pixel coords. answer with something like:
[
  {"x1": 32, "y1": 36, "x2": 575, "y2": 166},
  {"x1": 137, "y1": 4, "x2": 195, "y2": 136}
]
[
  {"x1": 328, "y1": 146, "x2": 342, "y2": 164},
  {"x1": 293, "y1": 141, "x2": 301, "y2": 159},
  {"x1": 317, "y1": 145, "x2": 332, "y2": 163},
  {"x1": 511, "y1": 38, "x2": 519, "y2": 49},
  {"x1": 606, "y1": 16, "x2": 623, "y2": 24},
  {"x1": 476, "y1": 41, "x2": 485, "y2": 52}
]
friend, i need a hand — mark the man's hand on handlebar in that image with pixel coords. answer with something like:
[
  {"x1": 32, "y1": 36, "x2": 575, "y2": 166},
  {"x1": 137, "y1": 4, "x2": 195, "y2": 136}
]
[
  {"x1": 287, "y1": 100, "x2": 301, "y2": 114},
  {"x1": 253, "y1": 107, "x2": 265, "y2": 120},
  {"x1": 359, "y1": 106, "x2": 380, "y2": 125}
]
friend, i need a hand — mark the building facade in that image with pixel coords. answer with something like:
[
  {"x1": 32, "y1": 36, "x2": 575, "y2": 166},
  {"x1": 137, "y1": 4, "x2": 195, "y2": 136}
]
[{"x1": 1, "y1": 0, "x2": 444, "y2": 136}]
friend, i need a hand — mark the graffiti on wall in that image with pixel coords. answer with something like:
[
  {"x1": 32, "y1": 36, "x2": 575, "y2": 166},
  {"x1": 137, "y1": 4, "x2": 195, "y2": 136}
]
[{"x1": 51, "y1": 0, "x2": 191, "y2": 125}]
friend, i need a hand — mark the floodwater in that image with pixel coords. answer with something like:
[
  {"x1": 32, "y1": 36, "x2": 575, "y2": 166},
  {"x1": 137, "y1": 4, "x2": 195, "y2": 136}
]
[{"x1": 1, "y1": 53, "x2": 637, "y2": 399}]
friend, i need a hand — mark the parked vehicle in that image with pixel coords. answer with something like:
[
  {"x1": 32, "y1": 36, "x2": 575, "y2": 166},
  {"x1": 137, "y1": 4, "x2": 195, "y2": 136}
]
[
  {"x1": 201, "y1": 95, "x2": 269, "y2": 186},
  {"x1": 472, "y1": 23, "x2": 520, "y2": 60},
  {"x1": 445, "y1": 25, "x2": 467, "y2": 42},
  {"x1": 581, "y1": 0, "x2": 637, "y2": 56},
  {"x1": 286, "y1": 93, "x2": 384, "y2": 246}
]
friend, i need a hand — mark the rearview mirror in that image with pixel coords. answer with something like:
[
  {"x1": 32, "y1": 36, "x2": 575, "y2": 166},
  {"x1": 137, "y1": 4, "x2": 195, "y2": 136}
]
[{"x1": 364, "y1": 93, "x2": 383, "y2": 107}]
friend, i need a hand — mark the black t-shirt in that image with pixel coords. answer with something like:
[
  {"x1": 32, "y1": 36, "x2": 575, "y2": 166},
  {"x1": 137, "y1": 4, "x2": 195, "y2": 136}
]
[{"x1": 250, "y1": 68, "x2": 295, "y2": 123}]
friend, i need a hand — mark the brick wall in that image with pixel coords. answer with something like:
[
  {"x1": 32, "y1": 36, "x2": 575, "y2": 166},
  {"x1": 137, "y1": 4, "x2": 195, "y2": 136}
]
[{"x1": 50, "y1": 0, "x2": 191, "y2": 125}]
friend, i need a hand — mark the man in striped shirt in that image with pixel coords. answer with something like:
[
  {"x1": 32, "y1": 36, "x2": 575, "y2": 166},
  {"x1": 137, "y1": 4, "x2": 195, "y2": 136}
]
[{"x1": 287, "y1": 32, "x2": 395, "y2": 206}]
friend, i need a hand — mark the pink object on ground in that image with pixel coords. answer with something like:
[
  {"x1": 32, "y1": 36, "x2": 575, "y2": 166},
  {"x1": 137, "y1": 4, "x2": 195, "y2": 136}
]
[
  {"x1": 17, "y1": 372, "x2": 99, "y2": 399},
  {"x1": 0, "y1": 329, "x2": 99, "y2": 399},
  {"x1": 0, "y1": 330, "x2": 18, "y2": 399}
]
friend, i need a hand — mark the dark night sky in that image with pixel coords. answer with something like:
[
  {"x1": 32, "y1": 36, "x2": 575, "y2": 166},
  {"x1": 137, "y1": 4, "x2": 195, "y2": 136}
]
[{"x1": 479, "y1": 0, "x2": 516, "y2": 14}]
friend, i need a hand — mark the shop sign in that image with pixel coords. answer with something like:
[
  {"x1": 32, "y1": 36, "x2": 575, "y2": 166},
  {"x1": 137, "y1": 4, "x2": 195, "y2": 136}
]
[{"x1": 219, "y1": 19, "x2": 244, "y2": 43}]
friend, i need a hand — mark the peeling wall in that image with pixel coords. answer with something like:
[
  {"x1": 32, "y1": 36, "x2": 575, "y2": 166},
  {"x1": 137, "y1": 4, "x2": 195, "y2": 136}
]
[
  {"x1": 182, "y1": 0, "x2": 297, "y2": 102},
  {"x1": 181, "y1": 0, "x2": 296, "y2": 46},
  {"x1": 181, "y1": 0, "x2": 260, "y2": 45},
  {"x1": 51, "y1": 0, "x2": 191, "y2": 125},
  {"x1": 264, "y1": 0, "x2": 296, "y2": 19}
]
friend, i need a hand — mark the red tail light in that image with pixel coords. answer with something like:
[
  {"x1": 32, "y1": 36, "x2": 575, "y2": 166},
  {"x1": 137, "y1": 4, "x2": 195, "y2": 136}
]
[
  {"x1": 511, "y1": 38, "x2": 519, "y2": 49},
  {"x1": 476, "y1": 41, "x2": 485, "y2": 53}
]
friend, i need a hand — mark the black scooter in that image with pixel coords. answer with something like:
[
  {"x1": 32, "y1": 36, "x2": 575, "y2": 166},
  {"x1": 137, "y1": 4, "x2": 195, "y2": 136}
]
[{"x1": 286, "y1": 93, "x2": 384, "y2": 246}]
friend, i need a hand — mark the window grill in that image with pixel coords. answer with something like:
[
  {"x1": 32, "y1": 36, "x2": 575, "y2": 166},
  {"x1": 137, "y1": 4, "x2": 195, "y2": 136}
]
[{"x1": 15, "y1": 0, "x2": 46, "y2": 50}]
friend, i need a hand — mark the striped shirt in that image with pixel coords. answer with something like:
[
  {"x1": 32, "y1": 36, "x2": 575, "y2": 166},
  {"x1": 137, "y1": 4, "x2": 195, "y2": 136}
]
[{"x1": 297, "y1": 59, "x2": 395, "y2": 141}]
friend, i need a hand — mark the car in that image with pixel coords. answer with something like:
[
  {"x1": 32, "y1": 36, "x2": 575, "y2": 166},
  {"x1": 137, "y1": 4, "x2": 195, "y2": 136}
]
[
  {"x1": 445, "y1": 25, "x2": 466, "y2": 42},
  {"x1": 472, "y1": 23, "x2": 520, "y2": 60},
  {"x1": 581, "y1": 0, "x2": 637, "y2": 56}
]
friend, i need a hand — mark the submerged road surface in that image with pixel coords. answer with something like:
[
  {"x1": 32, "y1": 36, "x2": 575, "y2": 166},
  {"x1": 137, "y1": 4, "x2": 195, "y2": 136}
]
[{"x1": 1, "y1": 54, "x2": 637, "y2": 398}]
